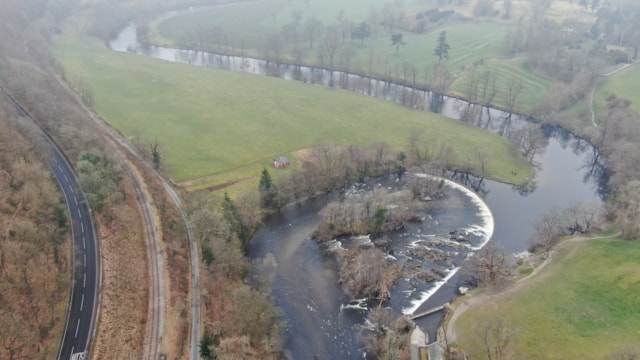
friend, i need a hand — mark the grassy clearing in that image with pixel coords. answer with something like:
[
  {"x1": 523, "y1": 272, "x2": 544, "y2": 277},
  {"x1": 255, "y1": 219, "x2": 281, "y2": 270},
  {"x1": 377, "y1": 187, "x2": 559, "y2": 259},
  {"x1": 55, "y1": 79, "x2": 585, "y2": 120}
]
[
  {"x1": 453, "y1": 239, "x2": 640, "y2": 359},
  {"x1": 153, "y1": 1, "x2": 287, "y2": 49},
  {"x1": 53, "y1": 32, "x2": 530, "y2": 188},
  {"x1": 349, "y1": 22, "x2": 509, "y2": 71},
  {"x1": 450, "y1": 56, "x2": 552, "y2": 114},
  {"x1": 153, "y1": 0, "x2": 426, "y2": 46},
  {"x1": 596, "y1": 65, "x2": 640, "y2": 114}
]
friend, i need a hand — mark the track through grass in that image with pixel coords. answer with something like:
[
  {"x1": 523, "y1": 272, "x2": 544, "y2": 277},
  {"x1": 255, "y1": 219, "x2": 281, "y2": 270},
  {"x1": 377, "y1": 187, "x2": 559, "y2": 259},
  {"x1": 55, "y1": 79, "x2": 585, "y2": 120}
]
[
  {"x1": 596, "y1": 64, "x2": 640, "y2": 114},
  {"x1": 453, "y1": 239, "x2": 640, "y2": 359}
]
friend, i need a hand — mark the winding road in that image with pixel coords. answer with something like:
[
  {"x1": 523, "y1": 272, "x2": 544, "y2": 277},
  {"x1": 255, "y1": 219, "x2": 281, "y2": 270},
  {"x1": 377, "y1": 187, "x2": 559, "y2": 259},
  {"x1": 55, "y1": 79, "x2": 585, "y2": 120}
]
[
  {"x1": 1, "y1": 89, "x2": 100, "y2": 360},
  {"x1": 49, "y1": 138, "x2": 99, "y2": 360},
  {"x1": 54, "y1": 76, "x2": 200, "y2": 360}
]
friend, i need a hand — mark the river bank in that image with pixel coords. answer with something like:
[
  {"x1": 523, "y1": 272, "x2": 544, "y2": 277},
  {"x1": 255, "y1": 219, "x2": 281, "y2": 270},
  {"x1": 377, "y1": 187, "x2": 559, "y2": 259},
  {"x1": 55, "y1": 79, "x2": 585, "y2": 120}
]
[{"x1": 445, "y1": 231, "x2": 637, "y2": 359}]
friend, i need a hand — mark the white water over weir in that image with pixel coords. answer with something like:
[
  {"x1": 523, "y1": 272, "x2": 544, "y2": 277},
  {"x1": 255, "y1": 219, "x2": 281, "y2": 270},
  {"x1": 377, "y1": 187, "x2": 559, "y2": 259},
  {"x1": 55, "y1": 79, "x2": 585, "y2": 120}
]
[
  {"x1": 416, "y1": 174, "x2": 495, "y2": 251},
  {"x1": 402, "y1": 174, "x2": 494, "y2": 316},
  {"x1": 402, "y1": 174, "x2": 495, "y2": 315}
]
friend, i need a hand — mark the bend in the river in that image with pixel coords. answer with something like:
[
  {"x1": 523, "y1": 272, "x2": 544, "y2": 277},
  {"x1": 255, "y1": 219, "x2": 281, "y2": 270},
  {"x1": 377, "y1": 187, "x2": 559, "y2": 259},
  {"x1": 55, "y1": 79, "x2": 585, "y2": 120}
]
[{"x1": 109, "y1": 20, "x2": 608, "y2": 359}]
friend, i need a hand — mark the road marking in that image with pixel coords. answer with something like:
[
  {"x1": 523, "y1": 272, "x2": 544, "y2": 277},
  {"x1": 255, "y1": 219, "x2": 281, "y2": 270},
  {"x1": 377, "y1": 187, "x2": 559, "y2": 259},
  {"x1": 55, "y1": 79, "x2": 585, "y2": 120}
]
[
  {"x1": 74, "y1": 197, "x2": 78, "y2": 205},
  {"x1": 81, "y1": 222, "x2": 84, "y2": 233},
  {"x1": 83, "y1": 273, "x2": 86, "y2": 288},
  {"x1": 75, "y1": 319, "x2": 80, "y2": 338},
  {"x1": 58, "y1": 165, "x2": 63, "y2": 172},
  {"x1": 83, "y1": 236, "x2": 86, "y2": 249},
  {"x1": 70, "y1": 346, "x2": 74, "y2": 355},
  {"x1": 54, "y1": 157, "x2": 58, "y2": 164},
  {"x1": 80, "y1": 294, "x2": 84, "y2": 311},
  {"x1": 84, "y1": 253, "x2": 86, "y2": 266},
  {"x1": 64, "y1": 174, "x2": 69, "y2": 182},
  {"x1": 77, "y1": 209, "x2": 81, "y2": 218}
]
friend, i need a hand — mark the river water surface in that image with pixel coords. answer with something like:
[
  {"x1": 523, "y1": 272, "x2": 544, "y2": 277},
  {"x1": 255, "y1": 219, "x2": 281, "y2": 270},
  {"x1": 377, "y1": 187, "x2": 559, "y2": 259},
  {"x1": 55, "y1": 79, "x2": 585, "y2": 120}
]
[{"x1": 109, "y1": 21, "x2": 608, "y2": 359}]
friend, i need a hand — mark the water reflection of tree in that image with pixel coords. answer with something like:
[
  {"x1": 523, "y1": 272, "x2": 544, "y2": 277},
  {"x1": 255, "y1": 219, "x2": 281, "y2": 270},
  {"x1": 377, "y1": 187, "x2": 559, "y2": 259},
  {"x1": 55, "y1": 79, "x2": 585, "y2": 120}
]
[
  {"x1": 543, "y1": 123, "x2": 571, "y2": 148},
  {"x1": 498, "y1": 114, "x2": 512, "y2": 137},
  {"x1": 448, "y1": 172, "x2": 490, "y2": 197},
  {"x1": 546, "y1": 125, "x2": 611, "y2": 199},
  {"x1": 512, "y1": 178, "x2": 537, "y2": 197},
  {"x1": 450, "y1": 170, "x2": 540, "y2": 198},
  {"x1": 459, "y1": 103, "x2": 483, "y2": 124},
  {"x1": 580, "y1": 145, "x2": 611, "y2": 199},
  {"x1": 429, "y1": 92, "x2": 444, "y2": 113},
  {"x1": 509, "y1": 123, "x2": 548, "y2": 167}
]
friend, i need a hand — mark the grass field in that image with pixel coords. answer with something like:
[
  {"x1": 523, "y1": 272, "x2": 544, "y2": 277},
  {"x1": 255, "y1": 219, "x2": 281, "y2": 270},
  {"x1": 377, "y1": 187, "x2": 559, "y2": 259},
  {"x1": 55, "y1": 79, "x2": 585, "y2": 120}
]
[
  {"x1": 53, "y1": 32, "x2": 531, "y2": 190},
  {"x1": 153, "y1": 0, "x2": 427, "y2": 47},
  {"x1": 451, "y1": 56, "x2": 552, "y2": 114},
  {"x1": 596, "y1": 64, "x2": 640, "y2": 114},
  {"x1": 453, "y1": 239, "x2": 640, "y2": 359},
  {"x1": 150, "y1": 2, "x2": 551, "y2": 114},
  {"x1": 349, "y1": 22, "x2": 509, "y2": 70}
]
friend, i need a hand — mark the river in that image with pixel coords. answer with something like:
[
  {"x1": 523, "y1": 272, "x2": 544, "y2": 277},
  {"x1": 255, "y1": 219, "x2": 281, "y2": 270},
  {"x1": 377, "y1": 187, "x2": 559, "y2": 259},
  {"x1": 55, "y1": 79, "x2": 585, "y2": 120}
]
[{"x1": 109, "y1": 21, "x2": 608, "y2": 359}]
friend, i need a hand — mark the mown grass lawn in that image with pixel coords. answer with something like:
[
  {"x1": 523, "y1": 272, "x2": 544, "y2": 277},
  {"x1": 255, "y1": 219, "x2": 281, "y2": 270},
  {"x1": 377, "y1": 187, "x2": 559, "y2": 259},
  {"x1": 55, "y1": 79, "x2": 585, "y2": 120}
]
[
  {"x1": 53, "y1": 33, "x2": 531, "y2": 188},
  {"x1": 454, "y1": 239, "x2": 640, "y2": 359}
]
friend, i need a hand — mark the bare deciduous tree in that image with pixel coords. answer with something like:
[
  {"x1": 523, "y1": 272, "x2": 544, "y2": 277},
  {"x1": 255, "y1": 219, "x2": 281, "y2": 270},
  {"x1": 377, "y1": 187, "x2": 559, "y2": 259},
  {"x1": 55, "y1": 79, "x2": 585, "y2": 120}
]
[
  {"x1": 338, "y1": 248, "x2": 401, "y2": 300},
  {"x1": 476, "y1": 317, "x2": 515, "y2": 360},
  {"x1": 471, "y1": 244, "x2": 509, "y2": 285},
  {"x1": 304, "y1": 16, "x2": 323, "y2": 49},
  {"x1": 529, "y1": 207, "x2": 568, "y2": 256},
  {"x1": 505, "y1": 78, "x2": 525, "y2": 112},
  {"x1": 565, "y1": 200, "x2": 602, "y2": 234},
  {"x1": 359, "y1": 307, "x2": 409, "y2": 360},
  {"x1": 613, "y1": 180, "x2": 640, "y2": 240},
  {"x1": 320, "y1": 25, "x2": 340, "y2": 67},
  {"x1": 509, "y1": 123, "x2": 548, "y2": 165}
]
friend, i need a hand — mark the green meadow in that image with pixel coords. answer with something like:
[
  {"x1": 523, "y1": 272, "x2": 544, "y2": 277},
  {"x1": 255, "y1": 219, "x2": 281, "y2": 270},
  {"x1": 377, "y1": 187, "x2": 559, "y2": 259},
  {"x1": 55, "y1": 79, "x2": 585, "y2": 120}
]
[
  {"x1": 596, "y1": 65, "x2": 640, "y2": 114},
  {"x1": 453, "y1": 239, "x2": 640, "y2": 359},
  {"x1": 151, "y1": 2, "x2": 551, "y2": 114},
  {"x1": 53, "y1": 33, "x2": 530, "y2": 189},
  {"x1": 153, "y1": 0, "x2": 427, "y2": 47},
  {"x1": 450, "y1": 56, "x2": 552, "y2": 114}
]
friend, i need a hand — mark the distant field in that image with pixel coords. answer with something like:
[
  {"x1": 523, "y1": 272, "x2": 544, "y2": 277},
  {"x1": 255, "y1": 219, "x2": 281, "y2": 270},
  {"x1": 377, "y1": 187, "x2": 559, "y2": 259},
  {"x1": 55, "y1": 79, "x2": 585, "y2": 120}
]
[
  {"x1": 53, "y1": 33, "x2": 530, "y2": 189},
  {"x1": 151, "y1": 2, "x2": 551, "y2": 114},
  {"x1": 451, "y1": 56, "x2": 552, "y2": 114},
  {"x1": 153, "y1": 0, "x2": 427, "y2": 47},
  {"x1": 349, "y1": 22, "x2": 509, "y2": 71},
  {"x1": 453, "y1": 239, "x2": 640, "y2": 358},
  {"x1": 596, "y1": 64, "x2": 640, "y2": 114}
]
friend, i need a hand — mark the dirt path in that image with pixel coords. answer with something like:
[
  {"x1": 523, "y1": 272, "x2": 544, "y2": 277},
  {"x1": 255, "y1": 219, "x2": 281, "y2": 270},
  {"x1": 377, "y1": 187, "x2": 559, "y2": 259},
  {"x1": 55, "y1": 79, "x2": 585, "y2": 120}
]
[
  {"x1": 127, "y1": 163, "x2": 165, "y2": 360},
  {"x1": 446, "y1": 231, "x2": 621, "y2": 344},
  {"x1": 589, "y1": 61, "x2": 638, "y2": 127}
]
